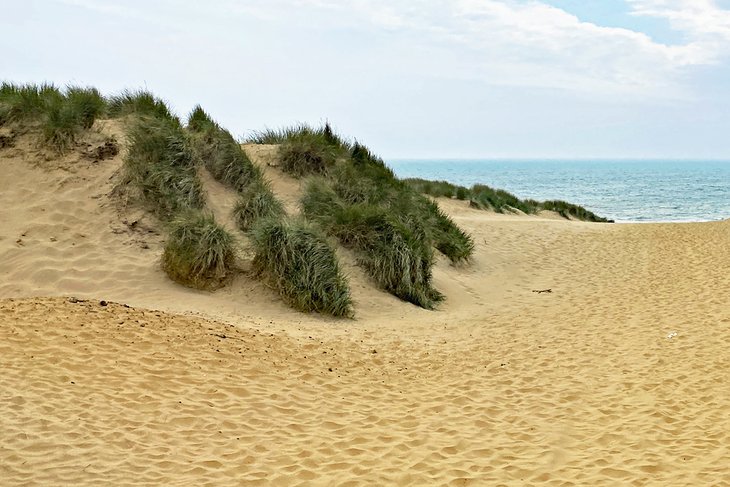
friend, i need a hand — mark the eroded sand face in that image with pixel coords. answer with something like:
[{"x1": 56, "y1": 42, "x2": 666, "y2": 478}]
[{"x1": 1, "y1": 133, "x2": 729, "y2": 485}]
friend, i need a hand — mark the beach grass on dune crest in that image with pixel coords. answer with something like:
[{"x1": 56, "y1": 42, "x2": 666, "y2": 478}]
[
  {"x1": 188, "y1": 118, "x2": 263, "y2": 193},
  {"x1": 186, "y1": 106, "x2": 285, "y2": 231},
  {"x1": 0, "y1": 83, "x2": 108, "y2": 152},
  {"x1": 108, "y1": 89, "x2": 176, "y2": 122},
  {"x1": 250, "y1": 217, "x2": 353, "y2": 317},
  {"x1": 540, "y1": 200, "x2": 611, "y2": 222},
  {"x1": 248, "y1": 123, "x2": 351, "y2": 177},
  {"x1": 288, "y1": 132, "x2": 475, "y2": 309},
  {"x1": 65, "y1": 86, "x2": 107, "y2": 129},
  {"x1": 0, "y1": 82, "x2": 62, "y2": 126},
  {"x1": 326, "y1": 146, "x2": 475, "y2": 264},
  {"x1": 123, "y1": 116, "x2": 205, "y2": 220},
  {"x1": 404, "y1": 177, "x2": 612, "y2": 222},
  {"x1": 162, "y1": 211, "x2": 237, "y2": 289}
]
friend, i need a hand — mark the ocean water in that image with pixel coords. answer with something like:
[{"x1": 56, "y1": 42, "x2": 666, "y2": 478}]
[{"x1": 387, "y1": 160, "x2": 730, "y2": 223}]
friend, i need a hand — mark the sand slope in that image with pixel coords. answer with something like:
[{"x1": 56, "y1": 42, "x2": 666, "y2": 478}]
[{"x1": 1, "y1": 129, "x2": 730, "y2": 485}]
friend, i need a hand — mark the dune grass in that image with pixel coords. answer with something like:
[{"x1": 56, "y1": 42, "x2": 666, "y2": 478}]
[
  {"x1": 249, "y1": 123, "x2": 350, "y2": 177},
  {"x1": 162, "y1": 211, "x2": 236, "y2": 289},
  {"x1": 404, "y1": 177, "x2": 612, "y2": 222},
  {"x1": 250, "y1": 217, "x2": 353, "y2": 317},
  {"x1": 326, "y1": 148, "x2": 475, "y2": 264},
  {"x1": 187, "y1": 104, "x2": 217, "y2": 133},
  {"x1": 246, "y1": 123, "x2": 347, "y2": 146},
  {"x1": 0, "y1": 83, "x2": 108, "y2": 152},
  {"x1": 123, "y1": 116, "x2": 205, "y2": 220},
  {"x1": 186, "y1": 106, "x2": 284, "y2": 231},
  {"x1": 233, "y1": 181, "x2": 286, "y2": 231},
  {"x1": 287, "y1": 131, "x2": 476, "y2": 309},
  {"x1": 41, "y1": 97, "x2": 81, "y2": 153},
  {"x1": 192, "y1": 126, "x2": 263, "y2": 192},
  {"x1": 0, "y1": 83, "x2": 62, "y2": 126},
  {"x1": 108, "y1": 89, "x2": 176, "y2": 121},
  {"x1": 541, "y1": 200, "x2": 612, "y2": 222},
  {"x1": 65, "y1": 86, "x2": 106, "y2": 129},
  {"x1": 301, "y1": 178, "x2": 445, "y2": 309}
]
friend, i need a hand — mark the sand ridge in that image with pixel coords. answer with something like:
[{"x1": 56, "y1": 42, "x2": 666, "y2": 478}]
[{"x1": 1, "y1": 128, "x2": 730, "y2": 484}]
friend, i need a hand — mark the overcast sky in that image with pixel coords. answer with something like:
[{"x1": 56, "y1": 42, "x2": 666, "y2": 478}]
[{"x1": 4, "y1": 0, "x2": 730, "y2": 159}]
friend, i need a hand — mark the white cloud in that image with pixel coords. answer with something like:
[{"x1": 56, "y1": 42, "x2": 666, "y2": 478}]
[
  {"x1": 50, "y1": 0, "x2": 730, "y2": 98},
  {"x1": 628, "y1": 0, "x2": 730, "y2": 41},
  {"x1": 238, "y1": 0, "x2": 730, "y2": 97}
]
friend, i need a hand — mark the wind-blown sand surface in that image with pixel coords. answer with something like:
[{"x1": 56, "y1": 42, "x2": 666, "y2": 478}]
[{"x1": 1, "y1": 129, "x2": 729, "y2": 485}]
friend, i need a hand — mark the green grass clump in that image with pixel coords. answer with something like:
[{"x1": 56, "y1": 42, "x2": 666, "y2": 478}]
[
  {"x1": 108, "y1": 89, "x2": 175, "y2": 121},
  {"x1": 123, "y1": 116, "x2": 205, "y2": 220},
  {"x1": 301, "y1": 179, "x2": 444, "y2": 309},
  {"x1": 187, "y1": 104, "x2": 217, "y2": 133},
  {"x1": 188, "y1": 114, "x2": 263, "y2": 193},
  {"x1": 250, "y1": 217, "x2": 353, "y2": 317},
  {"x1": 418, "y1": 199, "x2": 475, "y2": 263},
  {"x1": 187, "y1": 105, "x2": 286, "y2": 234},
  {"x1": 469, "y1": 184, "x2": 537, "y2": 214},
  {"x1": 404, "y1": 175, "x2": 611, "y2": 222},
  {"x1": 256, "y1": 123, "x2": 349, "y2": 177},
  {"x1": 0, "y1": 83, "x2": 107, "y2": 152},
  {"x1": 327, "y1": 158, "x2": 474, "y2": 264},
  {"x1": 162, "y1": 211, "x2": 236, "y2": 289},
  {"x1": 541, "y1": 200, "x2": 613, "y2": 222},
  {"x1": 233, "y1": 181, "x2": 286, "y2": 231},
  {"x1": 404, "y1": 178, "x2": 463, "y2": 199},
  {"x1": 296, "y1": 135, "x2": 476, "y2": 307},
  {"x1": 65, "y1": 86, "x2": 107, "y2": 129},
  {"x1": 41, "y1": 97, "x2": 80, "y2": 153},
  {"x1": 246, "y1": 122, "x2": 348, "y2": 146},
  {"x1": 0, "y1": 83, "x2": 63, "y2": 125}
]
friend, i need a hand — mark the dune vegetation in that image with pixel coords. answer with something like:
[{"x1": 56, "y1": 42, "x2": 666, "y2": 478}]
[
  {"x1": 1, "y1": 82, "x2": 611, "y2": 316},
  {"x1": 0, "y1": 83, "x2": 107, "y2": 153},
  {"x1": 250, "y1": 218, "x2": 353, "y2": 317},
  {"x1": 404, "y1": 177, "x2": 613, "y2": 222}
]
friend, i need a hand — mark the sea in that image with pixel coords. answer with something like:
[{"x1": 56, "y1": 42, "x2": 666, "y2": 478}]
[{"x1": 387, "y1": 159, "x2": 730, "y2": 223}]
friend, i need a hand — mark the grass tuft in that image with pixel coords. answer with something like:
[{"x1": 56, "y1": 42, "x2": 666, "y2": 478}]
[
  {"x1": 0, "y1": 83, "x2": 107, "y2": 152},
  {"x1": 541, "y1": 200, "x2": 613, "y2": 222},
  {"x1": 123, "y1": 116, "x2": 205, "y2": 220},
  {"x1": 41, "y1": 97, "x2": 80, "y2": 153},
  {"x1": 250, "y1": 217, "x2": 353, "y2": 317},
  {"x1": 190, "y1": 124, "x2": 263, "y2": 192},
  {"x1": 404, "y1": 177, "x2": 611, "y2": 222},
  {"x1": 247, "y1": 123, "x2": 350, "y2": 177},
  {"x1": 187, "y1": 104, "x2": 217, "y2": 133},
  {"x1": 233, "y1": 181, "x2": 286, "y2": 231},
  {"x1": 108, "y1": 89, "x2": 176, "y2": 121},
  {"x1": 65, "y1": 86, "x2": 106, "y2": 129},
  {"x1": 0, "y1": 82, "x2": 63, "y2": 126},
  {"x1": 301, "y1": 178, "x2": 445, "y2": 309},
  {"x1": 162, "y1": 211, "x2": 236, "y2": 289}
]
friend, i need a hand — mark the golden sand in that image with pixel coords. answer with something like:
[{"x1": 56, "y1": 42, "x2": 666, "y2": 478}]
[{"x1": 1, "y1": 127, "x2": 729, "y2": 485}]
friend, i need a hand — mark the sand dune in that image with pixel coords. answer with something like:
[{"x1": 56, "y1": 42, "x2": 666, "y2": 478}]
[{"x1": 1, "y1": 128, "x2": 729, "y2": 485}]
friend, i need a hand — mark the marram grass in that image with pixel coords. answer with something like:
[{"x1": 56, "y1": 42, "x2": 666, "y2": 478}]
[
  {"x1": 250, "y1": 217, "x2": 353, "y2": 317},
  {"x1": 163, "y1": 211, "x2": 237, "y2": 289},
  {"x1": 233, "y1": 181, "x2": 286, "y2": 231},
  {"x1": 0, "y1": 83, "x2": 108, "y2": 153},
  {"x1": 123, "y1": 116, "x2": 205, "y2": 220},
  {"x1": 108, "y1": 89, "x2": 176, "y2": 122},
  {"x1": 301, "y1": 178, "x2": 444, "y2": 309}
]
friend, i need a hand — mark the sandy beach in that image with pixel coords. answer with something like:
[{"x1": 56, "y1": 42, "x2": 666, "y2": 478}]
[{"x1": 1, "y1": 131, "x2": 729, "y2": 485}]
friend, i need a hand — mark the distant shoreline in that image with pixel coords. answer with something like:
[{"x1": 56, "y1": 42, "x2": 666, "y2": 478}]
[{"x1": 388, "y1": 159, "x2": 730, "y2": 223}]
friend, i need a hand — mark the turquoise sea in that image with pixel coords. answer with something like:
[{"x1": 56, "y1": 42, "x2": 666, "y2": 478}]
[{"x1": 387, "y1": 160, "x2": 730, "y2": 223}]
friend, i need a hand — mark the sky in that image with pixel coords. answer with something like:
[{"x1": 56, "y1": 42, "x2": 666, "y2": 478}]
[{"x1": 3, "y1": 0, "x2": 730, "y2": 159}]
